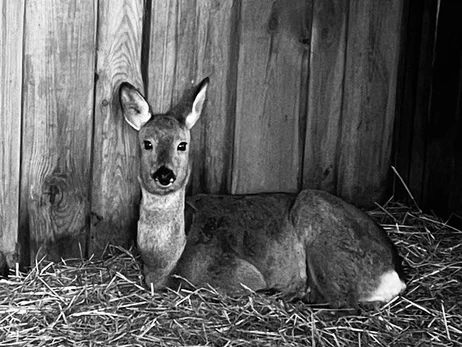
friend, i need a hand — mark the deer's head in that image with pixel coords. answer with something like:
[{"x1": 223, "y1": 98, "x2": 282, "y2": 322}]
[{"x1": 119, "y1": 78, "x2": 208, "y2": 195}]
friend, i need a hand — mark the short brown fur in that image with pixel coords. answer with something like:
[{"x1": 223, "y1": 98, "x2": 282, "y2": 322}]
[{"x1": 119, "y1": 79, "x2": 406, "y2": 308}]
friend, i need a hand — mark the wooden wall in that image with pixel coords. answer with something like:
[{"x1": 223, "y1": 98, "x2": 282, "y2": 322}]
[
  {"x1": 0, "y1": 0, "x2": 404, "y2": 267},
  {"x1": 394, "y1": 0, "x2": 462, "y2": 229},
  {"x1": 1, "y1": 1, "x2": 25, "y2": 268}
]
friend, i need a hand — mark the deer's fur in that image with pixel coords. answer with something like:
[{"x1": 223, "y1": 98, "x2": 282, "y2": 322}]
[{"x1": 119, "y1": 79, "x2": 406, "y2": 308}]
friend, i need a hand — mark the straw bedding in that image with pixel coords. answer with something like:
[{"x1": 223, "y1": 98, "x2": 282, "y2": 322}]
[{"x1": 1, "y1": 201, "x2": 461, "y2": 346}]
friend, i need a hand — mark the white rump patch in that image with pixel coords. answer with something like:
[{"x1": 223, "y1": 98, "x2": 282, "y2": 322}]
[{"x1": 363, "y1": 270, "x2": 406, "y2": 303}]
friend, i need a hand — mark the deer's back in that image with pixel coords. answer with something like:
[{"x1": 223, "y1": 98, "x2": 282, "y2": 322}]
[
  {"x1": 172, "y1": 193, "x2": 308, "y2": 295},
  {"x1": 172, "y1": 189, "x2": 401, "y2": 304}
]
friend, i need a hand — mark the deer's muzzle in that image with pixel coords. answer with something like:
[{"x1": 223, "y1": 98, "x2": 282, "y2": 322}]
[{"x1": 152, "y1": 166, "x2": 176, "y2": 186}]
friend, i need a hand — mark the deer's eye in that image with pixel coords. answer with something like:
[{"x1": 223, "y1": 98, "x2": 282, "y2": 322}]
[
  {"x1": 144, "y1": 141, "x2": 153, "y2": 150},
  {"x1": 177, "y1": 142, "x2": 187, "y2": 151}
]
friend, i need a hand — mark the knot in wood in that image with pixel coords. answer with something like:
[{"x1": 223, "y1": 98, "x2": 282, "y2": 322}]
[
  {"x1": 43, "y1": 174, "x2": 66, "y2": 205},
  {"x1": 268, "y1": 12, "x2": 279, "y2": 32}
]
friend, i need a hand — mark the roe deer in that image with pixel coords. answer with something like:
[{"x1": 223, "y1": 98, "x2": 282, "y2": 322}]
[{"x1": 119, "y1": 78, "x2": 406, "y2": 308}]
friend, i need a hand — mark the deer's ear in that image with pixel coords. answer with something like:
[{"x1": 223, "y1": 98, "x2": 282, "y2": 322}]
[
  {"x1": 185, "y1": 77, "x2": 209, "y2": 130},
  {"x1": 119, "y1": 82, "x2": 151, "y2": 131}
]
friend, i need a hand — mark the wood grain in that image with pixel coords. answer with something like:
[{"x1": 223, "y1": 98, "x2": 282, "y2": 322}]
[
  {"x1": 303, "y1": 0, "x2": 347, "y2": 195},
  {"x1": 20, "y1": 0, "x2": 97, "y2": 263},
  {"x1": 147, "y1": 0, "x2": 207, "y2": 194},
  {"x1": 422, "y1": 1, "x2": 462, "y2": 226},
  {"x1": 89, "y1": 0, "x2": 145, "y2": 257},
  {"x1": 194, "y1": 0, "x2": 239, "y2": 194},
  {"x1": 402, "y1": 0, "x2": 438, "y2": 204},
  {"x1": 0, "y1": 1, "x2": 25, "y2": 267},
  {"x1": 147, "y1": 0, "x2": 198, "y2": 111},
  {"x1": 232, "y1": 0, "x2": 310, "y2": 194},
  {"x1": 337, "y1": 0, "x2": 404, "y2": 207}
]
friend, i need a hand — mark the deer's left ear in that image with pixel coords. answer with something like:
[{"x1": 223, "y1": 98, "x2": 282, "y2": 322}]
[{"x1": 185, "y1": 77, "x2": 209, "y2": 130}]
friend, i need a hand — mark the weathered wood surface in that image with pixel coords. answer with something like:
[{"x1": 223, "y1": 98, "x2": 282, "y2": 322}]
[
  {"x1": 194, "y1": 0, "x2": 239, "y2": 194},
  {"x1": 394, "y1": 0, "x2": 462, "y2": 228},
  {"x1": 421, "y1": 1, "x2": 462, "y2": 228},
  {"x1": 147, "y1": 0, "x2": 197, "y2": 111},
  {"x1": 337, "y1": 0, "x2": 404, "y2": 206},
  {"x1": 394, "y1": 0, "x2": 438, "y2": 205},
  {"x1": 0, "y1": 0, "x2": 411, "y2": 263},
  {"x1": 147, "y1": 0, "x2": 199, "y2": 192},
  {"x1": 146, "y1": 0, "x2": 238, "y2": 195},
  {"x1": 232, "y1": 0, "x2": 310, "y2": 194},
  {"x1": 89, "y1": 0, "x2": 145, "y2": 257},
  {"x1": 303, "y1": 0, "x2": 347, "y2": 195},
  {"x1": 19, "y1": 0, "x2": 97, "y2": 262},
  {"x1": 0, "y1": 1, "x2": 25, "y2": 267}
]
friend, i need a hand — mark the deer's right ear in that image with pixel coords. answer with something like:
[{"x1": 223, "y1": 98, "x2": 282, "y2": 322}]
[{"x1": 119, "y1": 82, "x2": 151, "y2": 131}]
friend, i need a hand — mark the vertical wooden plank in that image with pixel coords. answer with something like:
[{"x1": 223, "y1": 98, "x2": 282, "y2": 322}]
[
  {"x1": 406, "y1": 1, "x2": 438, "y2": 204},
  {"x1": 147, "y1": 0, "x2": 241, "y2": 195},
  {"x1": 20, "y1": 0, "x2": 97, "y2": 263},
  {"x1": 448, "y1": 77, "x2": 462, "y2": 230},
  {"x1": 147, "y1": 0, "x2": 207, "y2": 193},
  {"x1": 337, "y1": 0, "x2": 404, "y2": 207},
  {"x1": 422, "y1": 1, "x2": 462, "y2": 225},
  {"x1": 303, "y1": 0, "x2": 348, "y2": 194},
  {"x1": 147, "y1": 0, "x2": 197, "y2": 111},
  {"x1": 393, "y1": 0, "x2": 438, "y2": 204},
  {"x1": 391, "y1": 0, "x2": 413, "y2": 201},
  {"x1": 194, "y1": 0, "x2": 239, "y2": 194},
  {"x1": 0, "y1": 1, "x2": 25, "y2": 268},
  {"x1": 232, "y1": 0, "x2": 310, "y2": 194},
  {"x1": 89, "y1": 0, "x2": 145, "y2": 256}
]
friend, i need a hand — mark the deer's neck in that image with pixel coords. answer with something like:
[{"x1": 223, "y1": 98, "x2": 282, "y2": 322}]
[{"x1": 137, "y1": 185, "x2": 186, "y2": 288}]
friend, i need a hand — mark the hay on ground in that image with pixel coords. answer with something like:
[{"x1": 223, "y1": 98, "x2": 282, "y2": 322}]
[{"x1": 0, "y1": 201, "x2": 461, "y2": 346}]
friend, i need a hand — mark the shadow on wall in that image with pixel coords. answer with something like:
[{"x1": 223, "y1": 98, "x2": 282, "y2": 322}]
[{"x1": 0, "y1": 252, "x2": 7, "y2": 277}]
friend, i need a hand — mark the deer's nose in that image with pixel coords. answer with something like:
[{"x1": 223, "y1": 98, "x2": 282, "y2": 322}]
[{"x1": 152, "y1": 166, "x2": 176, "y2": 186}]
